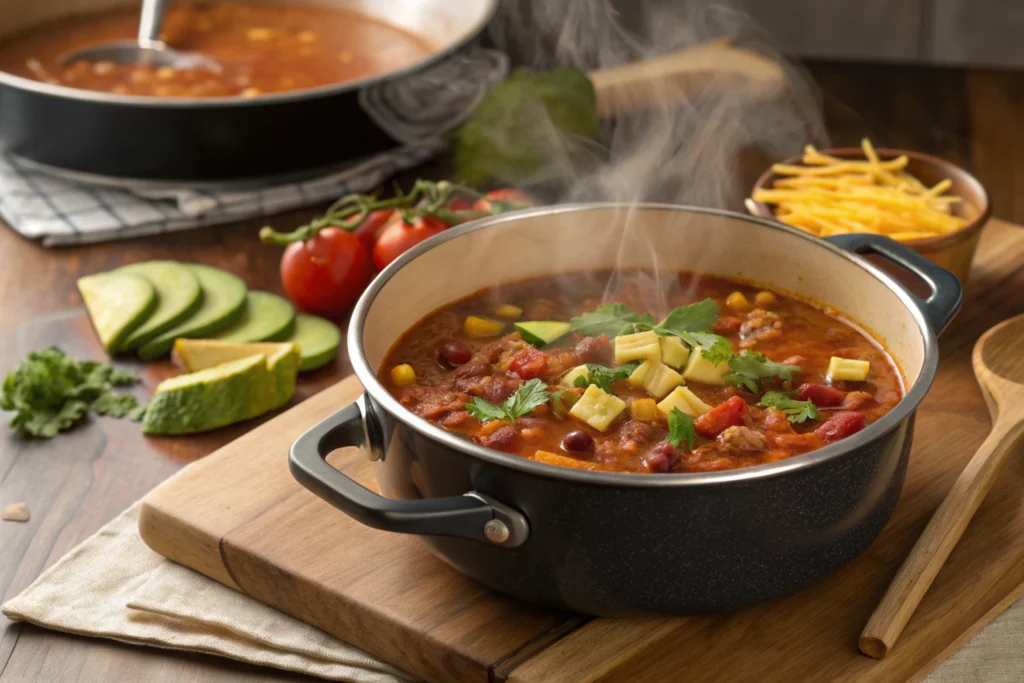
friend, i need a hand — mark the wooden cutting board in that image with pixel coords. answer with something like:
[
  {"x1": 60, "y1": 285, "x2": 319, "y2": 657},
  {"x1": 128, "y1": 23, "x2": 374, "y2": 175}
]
[{"x1": 139, "y1": 220, "x2": 1024, "y2": 683}]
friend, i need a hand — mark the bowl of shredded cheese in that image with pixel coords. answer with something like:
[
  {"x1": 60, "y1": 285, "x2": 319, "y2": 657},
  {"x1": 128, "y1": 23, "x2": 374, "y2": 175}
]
[{"x1": 748, "y1": 140, "x2": 991, "y2": 282}]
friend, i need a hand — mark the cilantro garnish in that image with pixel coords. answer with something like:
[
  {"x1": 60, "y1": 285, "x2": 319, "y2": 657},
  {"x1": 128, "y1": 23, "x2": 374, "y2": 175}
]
[
  {"x1": 465, "y1": 378, "x2": 550, "y2": 423},
  {"x1": 758, "y1": 391, "x2": 820, "y2": 423},
  {"x1": 0, "y1": 347, "x2": 146, "y2": 439},
  {"x1": 667, "y1": 407, "x2": 696, "y2": 450},
  {"x1": 724, "y1": 351, "x2": 802, "y2": 393},
  {"x1": 573, "y1": 362, "x2": 640, "y2": 392},
  {"x1": 570, "y1": 303, "x2": 654, "y2": 338}
]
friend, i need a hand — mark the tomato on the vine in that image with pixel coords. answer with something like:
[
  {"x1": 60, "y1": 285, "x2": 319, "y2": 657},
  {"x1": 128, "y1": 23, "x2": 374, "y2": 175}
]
[
  {"x1": 280, "y1": 227, "x2": 373, "y2": 317},
  {"x1": 372, "y1": 216, "x2": 449, "y2": 270},
  {"x1": 346, "y1": 209, "x2": 396, "y2": 249},
  {"x1": 472, "y1": 188, "x2": 535, "y2": 212}
]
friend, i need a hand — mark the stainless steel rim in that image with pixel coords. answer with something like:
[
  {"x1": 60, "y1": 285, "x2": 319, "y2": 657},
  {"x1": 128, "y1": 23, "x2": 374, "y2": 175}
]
[
  {"x1": 0, "y1": 0, "x2": 498, "y2": 108},
  {"x1": 349, "y1": 203, "x2": 939, "y2": 488}
]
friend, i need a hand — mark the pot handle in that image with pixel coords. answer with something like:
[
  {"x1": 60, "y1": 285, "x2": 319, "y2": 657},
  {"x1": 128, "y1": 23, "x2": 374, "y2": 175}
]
[
  {"x1": 289, "y1": 396, "x2": 530, "y2": 548},
  {"x1": 826, "y1": 233, "x2": 963, "y2": 333}
]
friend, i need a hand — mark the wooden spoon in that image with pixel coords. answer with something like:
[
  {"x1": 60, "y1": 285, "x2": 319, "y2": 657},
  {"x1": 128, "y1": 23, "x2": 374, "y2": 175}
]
[{"x1": 859, "y1": 313, "x2": 1024, "y2": 658}]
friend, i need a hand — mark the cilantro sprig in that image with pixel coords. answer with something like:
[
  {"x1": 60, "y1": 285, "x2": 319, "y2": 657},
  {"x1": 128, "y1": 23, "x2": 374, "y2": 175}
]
[
  {"x1": 0, "y1": 347, "x2": 146, "y2": 439},
  {"x1": 573, "y1": 362, "x2": 640, "y2": 392},
  {"x1": 666, "y1": 407, "x2": 696, "y2": 450},
  {"x1": 724, "y1": 351, "x2": 802, "y2": 393},
  {"x1": 465, "y1": 378, "x2": 550, "y2": 423},
  {"x1": 570, "y1": 304, "x2": 654, "y2": 338},
  {"x1": 758, "y1": 391, "x2": 820, "y2": 423}
]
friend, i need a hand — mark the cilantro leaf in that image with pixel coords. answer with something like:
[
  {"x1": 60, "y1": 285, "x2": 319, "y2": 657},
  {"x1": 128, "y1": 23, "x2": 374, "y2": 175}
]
[
  {"x1": 465, "y1": 378, "x2": 551, "y2": 423},
  {"x1": 683, "y1": 332, "x2": 734, "y2": 364},
  {"x1": 724, "y1": 351, "x2": 801, "y2": 394},
  {"x1": 92, "y1": 392, "x2": 143, "y2": 418},
  {"x1": 570, "y1": 304, "x2": 654, "y2": 338},
  {"x1": 759, "y1": 391, "x2": 820, "y2": 423},
  {"x1": 667, "y1": 408, "x2": 696, "y2": 450},
  {"x1": 573, "y1": 362, "x2": 640, "y2": 392},
  {"x1": 656, "y1": 299, "x2": 720, "y2": 335}
]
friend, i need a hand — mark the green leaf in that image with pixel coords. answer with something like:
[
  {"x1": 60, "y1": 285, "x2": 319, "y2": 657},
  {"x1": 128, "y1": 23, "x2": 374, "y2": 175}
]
[
  {"x1": 570, "y1": 304, "x2": 654, "y2": 338},
  {"x1": 465, "y1": 397, "x2": 512, "y2": 423},
  {"x1": 667, "y1": 408, "x2": 696, "y2": 450},
  {"x1": 724, "y1": 351, "x2": 802, "y2": 393},
  {"x1": 465, "y1": 378, "x2": 552, "y2": 423},
  {"x1": 575, "y1": 363, "x2": 640, "y2": 392},
  {"x1": 656, "y1": 299, "x2": 720, "y2": 335},
  {"x1": 759, "y1": 391, "x2": 820, "y2": 423},
  {"x1": 92, "y1": 392, "x2": 142, "y2": 418}
]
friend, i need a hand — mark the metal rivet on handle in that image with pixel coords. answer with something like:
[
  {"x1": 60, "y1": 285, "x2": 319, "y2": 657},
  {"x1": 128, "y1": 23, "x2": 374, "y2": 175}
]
[{"x1": 483, "y1": 519, "x2": 510, "y2": 544}]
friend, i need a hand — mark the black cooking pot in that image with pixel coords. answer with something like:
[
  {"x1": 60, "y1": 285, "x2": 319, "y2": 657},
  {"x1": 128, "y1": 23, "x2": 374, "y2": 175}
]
[
  {"x1": 0, "y1": 0, "x2": 498, "y2": 183},
  {"x1": 290, "y1": 205, "x2": 962, "y2": 615}
]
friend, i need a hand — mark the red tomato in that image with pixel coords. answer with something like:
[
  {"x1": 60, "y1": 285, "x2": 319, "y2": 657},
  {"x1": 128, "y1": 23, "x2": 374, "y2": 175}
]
[
  {"x1": 713, "y1": 316, "x2": 744, "y2": 335},
  {"x1": 372, "y1": 216, "x2": 449, "y2": 270},
  {"x1": 473, "y1": 188, "x2": 536, "y2": 213},
  {"x1": 346, "y1": 209, "x2": 396, "y2": 249},
  {"x1": 509, "y1": 348, "x2": 549, "y2": 380},
  {"x1": 796, "y1": 383, "x2": 846, "y2": 408},
  {"x1": 694, "y1": 396, "x2": 747, "y2": 438},
  {"x1": 815, "y1": 411, "x2": 866, "y2": 442},
  {"x1": 280, "y1": 227, "x2": 373, "y2": 317},
  {"x1": 445, "y1": 196, "x2": 475, "y2": 211}
]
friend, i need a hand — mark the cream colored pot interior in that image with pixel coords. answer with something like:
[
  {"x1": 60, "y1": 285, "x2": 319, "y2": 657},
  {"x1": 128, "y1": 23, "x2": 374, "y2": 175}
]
[
  {"x1": 0, "y1": 0, "x2": 490, "y2": 53},
  {"x1": 362, "y1": 207, "x2": 926, "y2": 388}
]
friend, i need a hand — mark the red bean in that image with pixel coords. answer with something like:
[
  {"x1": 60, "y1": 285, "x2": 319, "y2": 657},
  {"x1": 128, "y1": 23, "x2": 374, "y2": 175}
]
[
  {"x1": 815, "y1": 411, "x2": 866, "y2": 442},
  {"x1": 643, "y1": 441, "x2": 678, "y2": 473},
  {"x1": 435, "y1": 339, "x2": 473, "y2": 367},
  {"x1": 796, "y1": 383, "x2": 846, "y2": 408},
  {"x1": 561, "y1": 430, "x2": 594, "y2": 453}
]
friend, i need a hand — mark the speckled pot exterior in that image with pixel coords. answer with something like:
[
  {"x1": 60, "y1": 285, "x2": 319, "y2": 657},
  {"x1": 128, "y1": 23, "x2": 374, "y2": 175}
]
[{"x1": 370, "y1": 395, "x2": 913, "y2": 614}]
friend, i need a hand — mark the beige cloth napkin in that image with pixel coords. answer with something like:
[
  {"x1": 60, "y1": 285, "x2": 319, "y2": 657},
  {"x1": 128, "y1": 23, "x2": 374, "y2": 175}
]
[{"x1": 1, "y1": 499, "x2": 1021, "y2": 682}]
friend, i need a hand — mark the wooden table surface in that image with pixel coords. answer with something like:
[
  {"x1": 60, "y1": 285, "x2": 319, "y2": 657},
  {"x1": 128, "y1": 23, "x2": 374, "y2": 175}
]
[{"x1": 2, "y1": 61, "x2": 1024, "y2": 682}]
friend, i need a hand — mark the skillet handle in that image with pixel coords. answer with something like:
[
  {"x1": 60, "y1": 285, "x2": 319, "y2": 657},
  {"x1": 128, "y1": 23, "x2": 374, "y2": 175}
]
[
  {"x1": 827, "y1": 233, "x2": 963, "y2": 333},
  {"x1": 289, "y1": 395, "x2": 529, "y2": 548}
]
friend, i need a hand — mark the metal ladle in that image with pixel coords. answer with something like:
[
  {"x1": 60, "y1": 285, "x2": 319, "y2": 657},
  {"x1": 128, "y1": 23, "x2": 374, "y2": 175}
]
[{"x1": 59, "y1": 0, "x2": 219, "y2": 71}]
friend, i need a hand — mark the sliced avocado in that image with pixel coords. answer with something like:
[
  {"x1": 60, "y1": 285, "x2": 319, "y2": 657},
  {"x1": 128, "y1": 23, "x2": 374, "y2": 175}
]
[
  {"x1": 213, "y1": 291, "x2": 295, "y2": 343},
  {"x1": 173, "y1": 338, "x2": 299, "y2": 408},
  {"x1": 514, "y1": 321, "x2": 572, "y2": 348},
  {"x1": 137, "y1": 265, "x2": 247, "y2": 361},
  {"x1": 285, "y1": 314, "x2": 341, "y2": 371},
  {"x1": 143, "y1": 355, "x2": 272, "y2": 435},
  {"x1": 77, "y1": 272, "x2": 157, "y2": 353},
  {"x1": 116, "y1": 261, "x2": 203, "y2": 351}
]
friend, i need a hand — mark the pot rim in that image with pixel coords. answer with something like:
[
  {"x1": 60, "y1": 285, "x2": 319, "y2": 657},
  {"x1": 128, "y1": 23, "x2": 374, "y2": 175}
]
[
  {"x1": 0, "y1": 0, "x2": 498, "y2": 108},
  {"x1": 349, "y1": 203, "x2": 939, "y2": 487}
]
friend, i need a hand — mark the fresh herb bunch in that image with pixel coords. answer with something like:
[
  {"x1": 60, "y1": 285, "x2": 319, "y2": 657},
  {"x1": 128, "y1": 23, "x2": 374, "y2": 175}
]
[
  {"x1": 759, "y1": 391, "x2": 820, "y2": 424},
  {"x1": 0, "y1": 347, "x2": 147, "y2": 438},
  {"x1": 466, "y1": 379, "x2": 550, "y2": 423}
]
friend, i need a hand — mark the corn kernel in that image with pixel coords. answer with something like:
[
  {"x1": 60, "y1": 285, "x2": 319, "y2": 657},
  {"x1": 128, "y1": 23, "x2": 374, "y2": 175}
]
[
  {"x1": 682, "y1": 351, "x2": 730, "y2": 386},
  {"x1": 657, "y1": 386, "x2": 712, "y2": 418},
  {"x1": 495, "y1": 304, "x2": 523, "y2": 320},
  {"x1": 726, "y1": 291, "x2": 751, "y2": 312},
  {"x1": 247, "y1": 27, "x2": 274, "y2": 41},
  {"x1": 754, "y1": 291, "x2": 777, "y2": 307},
  {"x1": 614, "y1": 330, "x2": 661, "y2": 363},
  {"x1": 391, "y1": 364, "x2": 416, "y2": 386},
  {"x1": 560, "y1": 365, "x2": 590, "y2": 387},
  {"x1": 659, "y1": 336, "x2": 690, "y2": 369},
  {"x1": 628, "y1": 359, "x2": 683, "y2": 399},
  {"x1": 569, "y1": 385, "x2": 626, "y2": 432},
  {"x1": 464, "y1": 316, "x2": 505, "y2": 338},
  {"x1": 629, "y1": 398, "x2": 660, "y2": 422},
  {"x1": 827, "y1": 357, "x2": 870, "y2": 382}
]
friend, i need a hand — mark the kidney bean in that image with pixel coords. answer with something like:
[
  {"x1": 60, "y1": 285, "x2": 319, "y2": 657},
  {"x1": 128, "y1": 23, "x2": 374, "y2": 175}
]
[
  {"x1": 561, "y1": 430, "x2": 594, "y2": 453},
  {"x1": 815, "y1": 411, "x2": 866, "y2": 442},
  {"x1": 435, "y1": 339, "x2": 473, "y2": 367},
  {"x1": 796, "y1": 382, "x2": 846, "y2": 408},
  {"x1": 643, "y1": 441, "x2": 678, "y2": 473}
]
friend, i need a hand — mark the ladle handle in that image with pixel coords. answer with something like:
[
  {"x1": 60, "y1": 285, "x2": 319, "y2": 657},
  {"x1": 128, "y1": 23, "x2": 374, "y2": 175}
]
[
  {"x1": 138, "y1": 0, "x2": 170, "y2": 48},
  {"x1": 859, "y1": 417, "x2": 1024, "y2": 658}
]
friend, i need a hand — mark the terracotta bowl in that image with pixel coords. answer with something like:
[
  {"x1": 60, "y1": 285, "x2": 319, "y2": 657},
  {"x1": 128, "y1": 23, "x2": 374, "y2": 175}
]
[{"x1": 748, "y1": 148, "x2": 991, "y2": 284}]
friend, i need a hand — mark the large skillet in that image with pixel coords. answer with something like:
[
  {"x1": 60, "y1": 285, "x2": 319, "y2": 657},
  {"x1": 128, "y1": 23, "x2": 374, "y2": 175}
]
[
  {"x1": 0, "y1": 0, "x2": 498, "y2": 183},
  {"x1": 290, "y1": 205, "x2": 962, "y2": 615}
]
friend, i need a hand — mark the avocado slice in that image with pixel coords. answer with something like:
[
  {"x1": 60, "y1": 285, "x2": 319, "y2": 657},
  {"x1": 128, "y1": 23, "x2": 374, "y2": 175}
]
[
  {"x1": 514, "y1": 321, "x2": 572, "y2": 348},
  {"x1": 137, "y1": 265, "x2": 247, "y2": 361},
  {"x1": 286, "y1": 314, "x2": 341, "y2": 371},
  {"x1": 213, "y1": 291, "x2": 296, "y2": 343},
  {"x1": 116, "y1": 261, "x2": 203, "y2": 351},
  {"x1": 77, "y1": 272, "x2": 157, "y2": 353},
  {"x1": 143, "y1": 355, "x2": 273, "y2": 435},
  {"x1": 173, "y1": 338, "x2": 299, "y2": 408}
]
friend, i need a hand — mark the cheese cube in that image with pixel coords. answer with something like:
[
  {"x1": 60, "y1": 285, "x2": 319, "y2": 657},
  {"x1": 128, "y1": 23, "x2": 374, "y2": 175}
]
[
  {"x1": 657, "y1": 386, "x2": 712, "y2": 418},
  {"x1": 827, "y1": 357, "x2": 870, "y2": 382},
  {"x1": 629, "y1": 398, "x2": 660, "y2": 422},
  {"x1": 569, "y1": 385, "x2": 626, "y2": 432},
  {"x1": 682, "y1": 350, "x2": 730, "y2": 386},
  {"x1": 659, "y1": 336, "x2": 691, "y2": 369},
  {"x1": 560, "y1": 365, "x2": 590, "y2": 388},
  {"x1": 628, "y1": 359, "x2": 683, "y2": 399},
  {"x1": 614, "y1": 330, "x2": 661, "y2": 363}
]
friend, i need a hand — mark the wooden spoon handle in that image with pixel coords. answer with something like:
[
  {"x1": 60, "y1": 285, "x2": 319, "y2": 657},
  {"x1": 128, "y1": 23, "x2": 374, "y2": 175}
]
[
  {"x1": 859, "y1": 418, "x2": 1024, "y2": 658},
  {"x1": 586, "y1": 39, "x2": 783, "y2": 118}
]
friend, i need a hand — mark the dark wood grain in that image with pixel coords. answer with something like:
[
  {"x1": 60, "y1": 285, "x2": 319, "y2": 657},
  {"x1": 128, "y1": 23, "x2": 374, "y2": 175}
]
[{"x1": 3, "y1": 61, "x2": 1024, "y2": 682}]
